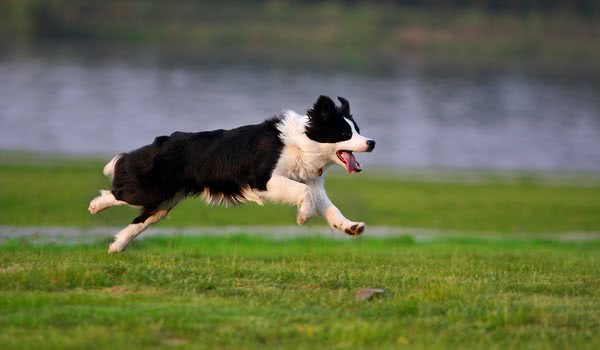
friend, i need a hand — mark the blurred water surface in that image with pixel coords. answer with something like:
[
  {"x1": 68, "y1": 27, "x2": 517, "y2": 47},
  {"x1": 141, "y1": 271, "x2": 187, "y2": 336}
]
[{"x1": 1, "y1": 50, "x2": 599, "y2": 171}]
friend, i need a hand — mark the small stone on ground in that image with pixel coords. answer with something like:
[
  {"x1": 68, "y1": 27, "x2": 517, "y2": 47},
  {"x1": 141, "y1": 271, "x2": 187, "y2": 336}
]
[{"x1": 356, "y1": 288, "x2": 388, "y2": 301}]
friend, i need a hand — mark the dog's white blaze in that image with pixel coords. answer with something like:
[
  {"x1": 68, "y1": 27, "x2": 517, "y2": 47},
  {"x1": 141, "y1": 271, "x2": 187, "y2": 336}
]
[
  {"x1": 345, "y1": 117, "x2": 358, "y2": 134},
  {"x1": 335, "y1": 118, "x2": 371, "y2": 152}
]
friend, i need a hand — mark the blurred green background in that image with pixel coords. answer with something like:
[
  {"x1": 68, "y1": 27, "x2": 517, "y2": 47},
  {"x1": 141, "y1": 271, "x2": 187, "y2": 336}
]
[{"x1": 2, "y1": 0, "x2": 600, "y2": 68}]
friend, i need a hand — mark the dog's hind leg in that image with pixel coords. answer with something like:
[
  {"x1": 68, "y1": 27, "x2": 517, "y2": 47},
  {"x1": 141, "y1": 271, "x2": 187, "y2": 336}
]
[
  {"x1": 108, "y1": 206, "x2": 169, "y2": 253},
  {"x1": 108, "y1": 193, "x2": 184, "y2": 253},
  {"x1": 88, "y1": 190, "x2": 130, "y2": 214}
]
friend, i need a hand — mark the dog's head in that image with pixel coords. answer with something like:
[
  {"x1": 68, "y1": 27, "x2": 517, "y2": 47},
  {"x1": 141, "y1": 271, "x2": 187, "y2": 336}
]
[{"x1": 305, "y1": 95, "x2": 375, "y2": 173}]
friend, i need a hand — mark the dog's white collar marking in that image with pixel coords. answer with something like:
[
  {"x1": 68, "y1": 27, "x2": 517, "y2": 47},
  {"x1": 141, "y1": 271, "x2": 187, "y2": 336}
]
[{"x1": 274, "y1": 111, "x2": 334, "y2": 181}]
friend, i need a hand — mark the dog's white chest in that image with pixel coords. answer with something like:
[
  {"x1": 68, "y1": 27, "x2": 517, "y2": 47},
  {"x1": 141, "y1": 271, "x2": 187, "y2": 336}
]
[{"x1": 274, "y1": 144, "x2": 328, "y2": 182}]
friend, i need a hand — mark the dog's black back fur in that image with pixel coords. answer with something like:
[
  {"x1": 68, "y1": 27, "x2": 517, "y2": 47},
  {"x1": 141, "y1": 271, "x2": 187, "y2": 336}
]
[{"x1": 112, "y1": 117, "x2": 284, "y2": 218}]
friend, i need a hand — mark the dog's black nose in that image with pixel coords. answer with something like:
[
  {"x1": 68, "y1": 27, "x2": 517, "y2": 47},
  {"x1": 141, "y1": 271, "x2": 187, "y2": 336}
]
[{"x1": 366, "y1": 140, "x2": 376, "y2": 152}]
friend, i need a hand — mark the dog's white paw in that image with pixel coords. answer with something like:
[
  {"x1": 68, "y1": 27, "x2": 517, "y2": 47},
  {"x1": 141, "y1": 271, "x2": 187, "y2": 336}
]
[
  {"x1": 297, "y1": 208, "x2": 313, "y2": 225},
  {"x1": 89, "y1": 190, "x2": 114, "y2": 214},
  {"x1": 108, "y1": 241, "x2": 126, "y2": 254},
  {"x1": 88, "y1": 197, "x2": 103, "y2": 214},
  {"x1": 341, "y1": 222, "x2": 365, "y2": 236},
  {"x1": 297, "y1": 212, "x2": 311, "y2": 225}
]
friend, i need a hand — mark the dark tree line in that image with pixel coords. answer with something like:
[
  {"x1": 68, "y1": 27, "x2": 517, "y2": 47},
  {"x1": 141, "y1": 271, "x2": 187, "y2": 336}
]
[{"x1": 294, "y1": 0, "x2": 600, "y2": 15}]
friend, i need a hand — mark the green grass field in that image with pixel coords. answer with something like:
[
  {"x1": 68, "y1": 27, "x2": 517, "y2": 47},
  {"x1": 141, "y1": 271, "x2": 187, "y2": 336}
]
[
  {"x1": 1, "y1": 236, "x2": 599, "y2": 349},
  {"x1": 1, "y1": 159, "x2": 600, "y2": 348},
  {"x1": 1, "y1": 161, "x2": 600, "y2": 233}
]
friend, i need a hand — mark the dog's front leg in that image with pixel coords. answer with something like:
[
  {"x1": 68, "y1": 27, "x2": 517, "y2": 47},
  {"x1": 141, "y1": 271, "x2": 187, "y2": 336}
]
[
  {"x1": 260, "y1": 175, "x2": 316, "y2": 225},
  {"x1": 308, "y1": 178, "x2": 365, "y2": 236}
]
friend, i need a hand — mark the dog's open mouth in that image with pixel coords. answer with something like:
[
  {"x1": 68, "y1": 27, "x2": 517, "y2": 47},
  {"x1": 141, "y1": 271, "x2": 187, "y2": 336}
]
[{"x1": 336, "y1": 150, "x2": 362, "y2": 173}]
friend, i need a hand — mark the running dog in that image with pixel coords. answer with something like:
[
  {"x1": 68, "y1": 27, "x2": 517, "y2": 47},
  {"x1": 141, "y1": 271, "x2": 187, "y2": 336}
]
[{"x1": 88, "y1": 95, "x2": 376, "y2": 252}]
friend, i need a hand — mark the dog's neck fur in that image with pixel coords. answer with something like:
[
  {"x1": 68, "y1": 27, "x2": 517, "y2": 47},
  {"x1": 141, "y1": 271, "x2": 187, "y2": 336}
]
[{"x1": 274, "y1": 110, "x2": 334, "y2": 182}]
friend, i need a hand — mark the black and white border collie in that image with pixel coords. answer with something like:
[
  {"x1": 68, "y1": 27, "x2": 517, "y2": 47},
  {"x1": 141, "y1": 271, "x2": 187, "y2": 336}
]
[{"x1": 89, "y1": 95, "x2": 375, "y2": 253}]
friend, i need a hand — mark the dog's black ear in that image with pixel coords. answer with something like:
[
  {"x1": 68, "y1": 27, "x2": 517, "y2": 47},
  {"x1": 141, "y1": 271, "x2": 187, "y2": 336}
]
[
  {"x1": 337, "y1": 96, "x2": 350, "y2": 116},
  {"x1": 308, "y1": 95, "x2": 336, "y2": 121}
]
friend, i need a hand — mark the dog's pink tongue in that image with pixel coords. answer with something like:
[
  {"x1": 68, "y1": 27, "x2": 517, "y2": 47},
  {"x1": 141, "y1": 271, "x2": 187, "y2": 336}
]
[{"x1": 340, "y1": 151, "x2": 362, "y2": 173}]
